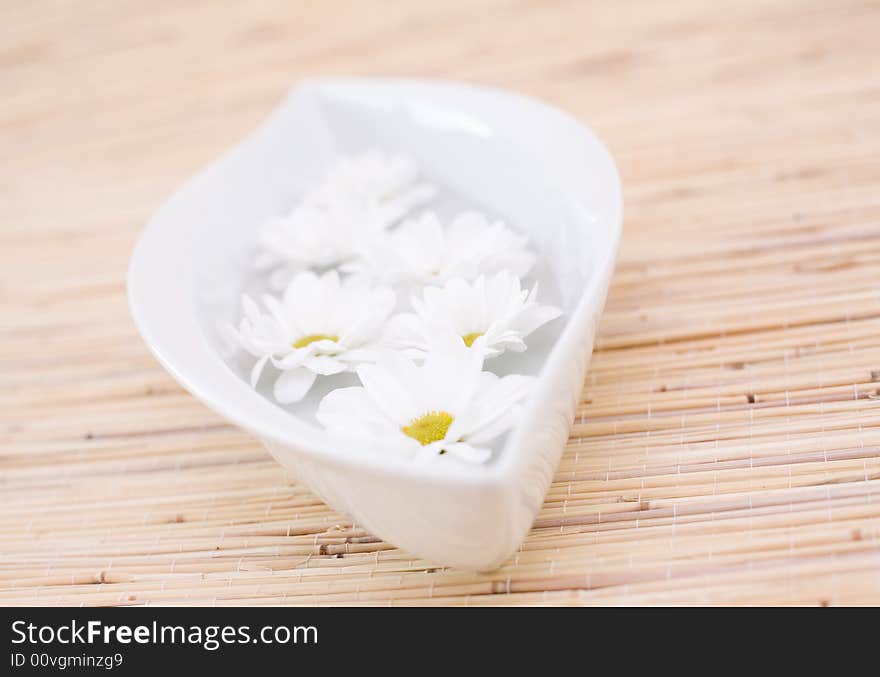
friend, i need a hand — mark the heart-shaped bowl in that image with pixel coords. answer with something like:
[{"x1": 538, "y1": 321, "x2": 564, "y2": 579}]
[{"x1": 128, "y1": 78, "x2": 621, "y2": 571}]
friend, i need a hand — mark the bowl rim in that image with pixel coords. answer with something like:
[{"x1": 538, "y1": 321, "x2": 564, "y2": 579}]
[{"x1": 127, "y1": 76, "x2": 623, "y2": 486}]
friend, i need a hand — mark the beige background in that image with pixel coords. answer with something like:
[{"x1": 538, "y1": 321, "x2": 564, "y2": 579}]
[{"x1": 3, "y1": 0, "x2": 880, "y2": 605}]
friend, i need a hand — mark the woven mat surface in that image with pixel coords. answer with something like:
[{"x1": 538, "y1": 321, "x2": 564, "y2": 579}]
[{"x1": 4, "y1": 0, "x2": 880, "y2": 606}]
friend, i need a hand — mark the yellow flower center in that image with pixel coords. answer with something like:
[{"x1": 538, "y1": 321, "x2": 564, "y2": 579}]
[
  {"x1": 461, "y1": 332, "x2": 484, "y2": 347},
  {"x1": 292, "y1": 333, "x2": 338, "y2": 349},
  {"x1": 402, "y1": 411, "x2": 454, "y2": 446}
]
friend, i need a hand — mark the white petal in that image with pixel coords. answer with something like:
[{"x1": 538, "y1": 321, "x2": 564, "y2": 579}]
[
  {"x1": 465, "y1": 404, "x2": 520, "y2": 445},
  {"x1": 307, "y1": 339, "x2": 344, "y2": 353},
  {"x1": 335, "y1": 346, "x2": 381, "y2": 364},
  {"x1": 456, "y1": 374, "x2": 534, "y2": 443},
  {"x1": 283, "y1": 271, "x2": 328, "y2": 331},
  {"x1": 316, "y1": 387, "x2": 402, "y2": 441},
  {"x1": 301, "y1": 355, "x2": 347, "y2": 376},
  {"x1": 228, "y1": 323, "x2": 262, "y2": 358},
  {"x1": 273, "y1": 368, "x2": 316, "y2": 404},
  {"x1": 339, "y1": 286, "x2": 396, "y2": 346},
  {"x1": 420, "y1": 332, "x2": 486, "y2": 413},
  {"x1": 443, "y1": 442, "x2": 491, "y2": 464},
  {"x1": 250, "y1": 354, "x2": 271, "y2": 388},
  {"x1": 382, "y1": 313, "x2": 428, "y2": 351},
  {"x1": 273, "y1": 349, "x2": 311, "y2": 370},
  {"x1": 317, "y1": 386, "x2": 380, "y2": 429},
  {"x1": 262, "y1": 294, "x2": 293, "y2": 333},
  {"x1": 356, "y1": 361, "x2": 418, "y2": 423},
  {"x1": 513, "y1": 303, "x2": 563, "y2": 337}
]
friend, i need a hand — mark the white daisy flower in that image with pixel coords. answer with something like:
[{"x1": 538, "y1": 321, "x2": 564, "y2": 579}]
[
  {"x1": 344, "y1": 210, "x2": 535, "y2": 286},
  {"x1": 386, "y1": 271, "x2": 562, "y2": 359},
  {"x1": 257, "y1": 152, "x2": 434, "y2": 286},
  {"x1": 234, "y1": 270, "x2": 395, "y2": 403},
  {"x1": 316, "y1": 335, "x2": 534, "y2": 463}
]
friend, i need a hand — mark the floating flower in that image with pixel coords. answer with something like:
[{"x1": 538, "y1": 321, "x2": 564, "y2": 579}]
[
  {"x1": 344, "y1": 211, "x2": 535, "y2": 286},
  {"x1": 316, "y1": 336, "x2": 533, "y2": 463},
  {"x1": 257, "y1": 152, "x2": 434, "y2": 286},
  {"x1": 233, "y1": 270, "x2": 395, "y2": 403},
  {"x1": 386, "y1": 271, "x2": 562, "y2": 358}
]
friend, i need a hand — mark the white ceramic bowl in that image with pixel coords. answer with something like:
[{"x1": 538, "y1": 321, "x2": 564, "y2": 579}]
[{"x1": 128, "y1": 78, "x2": 622, "y2": 570}]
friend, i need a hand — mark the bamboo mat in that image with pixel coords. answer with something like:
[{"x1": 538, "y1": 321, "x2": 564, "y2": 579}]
[{"x1": 3, "y1": 0, "x2": 880, "y2": 606}]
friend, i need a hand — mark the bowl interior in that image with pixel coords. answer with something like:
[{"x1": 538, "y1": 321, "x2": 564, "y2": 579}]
[{"x1": 135, "y1": 79, "x2": 621, "y2": 474}]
